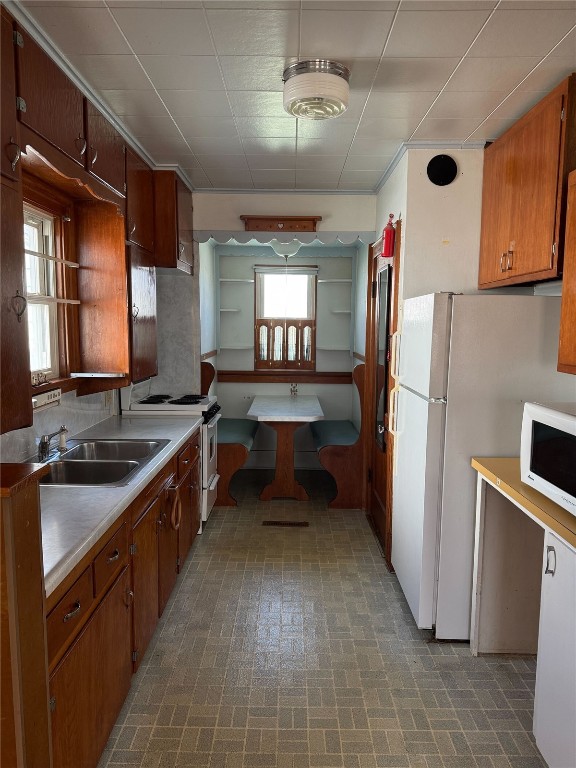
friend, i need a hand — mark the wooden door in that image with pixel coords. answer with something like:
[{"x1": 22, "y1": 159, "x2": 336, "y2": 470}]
[
  {"x1": 132, "y1": 496, "x2": 160, "y2": 671},
  {"x1": 158, "y1": 484, "x2": 179, "y2": 616},
  {"x1": 1, "y1": 9, "x2": 21, "y2": 183},
  {"x1": 558, "y1": 170, "x2": 576, "y2": 374},
  {"x1": 176, "y1": 177, "x2": 194, "y2": 268},
  {"x1": 478, "y1": 139, "x2": 512, "y2": 286},
  {"x1": 15, "y1": 25, "x2": 85, "y2": 166},
  {"x1": 1, "y1": 182, "x2": 32, "y2": 434},
  {"x1": 85, "y1": 102, "x2": 125, "y2": 196},
  {"x1": 50, "y1": 567, "x2": 132, "y2": 768},
  {"x1": 508, "y1": 89, "x2": 565, "y2": 279},
  {"x1": 129, "y1": 243, "x2": 157, "y2": 382},
  {"x1": 126, "y1": 147, "x2": 154, "y2": 252}
]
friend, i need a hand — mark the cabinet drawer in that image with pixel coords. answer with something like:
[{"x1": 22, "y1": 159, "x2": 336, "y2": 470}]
[
  {"x1": 129, "y1": 459, "x2": 175, "y2": 526},
  {"x1": 93, "y1": 522, "x2": 128, "y2": 597},
  {"x1": 177, "y1": 444, "x2": 194, "y2": 479},
  {"x1": 47, "y1": 567, "x2": 94, "y2": 666}
]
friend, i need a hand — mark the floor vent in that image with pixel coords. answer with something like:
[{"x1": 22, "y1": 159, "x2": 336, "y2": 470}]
[{"x1": 262, "y1": 520, "x2": 309, "y2": 527}]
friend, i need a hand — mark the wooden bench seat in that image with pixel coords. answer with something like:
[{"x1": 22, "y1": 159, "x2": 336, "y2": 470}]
[
  {"x1": 216, "y1": 418, "x2": 258, "y2": 506},
  {"x1": 310, "y1": 364, "x2": 365, "y2": 509}
]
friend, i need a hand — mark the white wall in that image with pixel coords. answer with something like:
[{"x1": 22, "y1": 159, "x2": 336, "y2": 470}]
[
  {"x1": 194, "y1": 192, "x2": 377, "y2": 232},
  {"x1": 199, "y1": 241, "x2": 218, "y2": 356},
  {"x1": 354, "y1": 242, "x2": 369, "y2": 357}
]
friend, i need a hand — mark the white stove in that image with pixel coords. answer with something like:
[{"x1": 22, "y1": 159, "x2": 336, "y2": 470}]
[{"x1": 120, "y1": 388, "x2": 220, "y2": 531}]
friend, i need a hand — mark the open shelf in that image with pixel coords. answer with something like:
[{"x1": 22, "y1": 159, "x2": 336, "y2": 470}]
[
  {"x1": 219, "y1": 278, "x2": 254, "y2": 283},
  {"x1": 220, "y1": 308, "x2": 241, "y2": 313}
]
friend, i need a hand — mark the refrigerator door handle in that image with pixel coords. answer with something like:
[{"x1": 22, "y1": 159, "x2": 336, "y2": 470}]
[
  {"x1": 390, "y1": 331, "x2": 401, "y2": 381},
  {"x1": 388, "y1": 384, "x2": 400, "y2": 437},
  {"x1": 429, "y1": 397, "x2": 447, "y2": 404}
]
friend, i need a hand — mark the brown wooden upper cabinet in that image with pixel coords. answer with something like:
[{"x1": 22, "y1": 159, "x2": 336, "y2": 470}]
[
  {"x1": 154, "y1": 170, "x2": 194, "y2": 271},
  {"x1": 126, "y1": 148, "x2": 154, "y2": 253},
  {"x1": 129, "y1": 243, "x2": 158, "y2": 382},
  {"x1": 85, "y1": 102, "x2": 125, "y2": 197},
  {"x1": 478, "y1": 74, "x2": 576, "y2": 289},
  {"x1": 14, "y1": 24, "x2": 86, "y2": 168},
  {"x1": 1, "y1": 9, "x2": 21, "y2": 184},
  {"x1": 558, "y1": 170, "x2": 576, "y2": 375}
]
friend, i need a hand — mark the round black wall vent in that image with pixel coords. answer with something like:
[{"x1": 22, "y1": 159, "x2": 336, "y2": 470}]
[{"x1": 426, "y1": 154, "x2": 458, "y2": 186}]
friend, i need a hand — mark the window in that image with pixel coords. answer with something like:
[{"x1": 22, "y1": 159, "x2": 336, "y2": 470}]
[
  {"x1": 254, "y1": 266, "x2": 317, "y2": 370},
  {"x1": 24, "y1": 206, "x2": 59, "y2": 381}
]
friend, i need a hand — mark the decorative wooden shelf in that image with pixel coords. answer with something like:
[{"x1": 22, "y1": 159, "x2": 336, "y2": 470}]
[{"x1": 240, "y1": 215, "x2": 322, "y2": 232}]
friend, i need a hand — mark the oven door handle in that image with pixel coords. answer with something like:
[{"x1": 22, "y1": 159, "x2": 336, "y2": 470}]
[
  {"x1": 205, "y1": 412, "x2": 221, "y2": 429},
  {"x1": 208, "y1": 473, "x2": 220, "y2": 491}
]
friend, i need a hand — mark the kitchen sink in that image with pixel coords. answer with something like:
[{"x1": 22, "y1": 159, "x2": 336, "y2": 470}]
[
  {"x1": 41, "y1": 460, "x2": 140, "y2": 486},
  {"x1": 40, "y1": 438, "x2": 171, "y2": 486},
  {"x1": 61, "y1": 439, "x2": 169, "y2": 461}
]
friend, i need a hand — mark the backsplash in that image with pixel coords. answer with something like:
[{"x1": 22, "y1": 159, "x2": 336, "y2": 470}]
[{"x1": 0, "y1": 390, "x2": 115, "y2": 463}]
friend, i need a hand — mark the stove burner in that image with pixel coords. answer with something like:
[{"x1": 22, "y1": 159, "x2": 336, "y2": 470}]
[
  {"x1": 138, "y1": 395, "x2": 172, "y2": 404},
  {"x1": 168, "y1": 395, "x2": 204, "y2": 405}
]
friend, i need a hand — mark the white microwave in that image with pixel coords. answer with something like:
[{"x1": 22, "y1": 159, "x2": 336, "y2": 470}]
[{"x1": 520, "y1": 402, "x2": 576, "y2": 516}]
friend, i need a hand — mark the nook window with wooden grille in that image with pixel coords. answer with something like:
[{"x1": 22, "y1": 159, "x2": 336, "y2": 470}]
[{"x1": 254, "y1": 265, "x2": 317, "y2": 370}]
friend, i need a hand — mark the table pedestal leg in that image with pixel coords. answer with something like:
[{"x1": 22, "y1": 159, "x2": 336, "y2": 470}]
[{"x1": 260, "y1": 421, "x2": 308, "y2": 501}]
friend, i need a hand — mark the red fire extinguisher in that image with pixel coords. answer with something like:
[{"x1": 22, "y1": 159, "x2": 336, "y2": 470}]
[{"x1": 382, "y1": 213, "x2": 395, "y2": 258}]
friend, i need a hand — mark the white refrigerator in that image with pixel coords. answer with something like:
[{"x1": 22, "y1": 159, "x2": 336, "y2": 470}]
[{"x1": 391, "y1": 293, "x2": 576, "y2": 640}]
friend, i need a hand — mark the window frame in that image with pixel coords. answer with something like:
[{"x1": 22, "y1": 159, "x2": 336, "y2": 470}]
[{"x1": 253, "y1": 265, "x2": 317, "y2": 371}]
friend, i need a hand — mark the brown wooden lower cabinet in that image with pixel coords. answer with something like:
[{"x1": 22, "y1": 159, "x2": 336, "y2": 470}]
[
  {"x1": 179, "y1": 454, "x2": 201, "y2": 569},
  {"x1": 158, "y1": 477, "x2": 179, "y2": 616},
  {"x1": 49, "y1": 566, "x2": 132, "y2": 768},
  {"x1": 131, "y1": 494, "x2": 161, "y2": 672}
]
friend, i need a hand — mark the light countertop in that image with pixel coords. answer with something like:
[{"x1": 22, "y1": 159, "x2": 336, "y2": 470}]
[
  {"x1": 40, "y1": 415, "x2": 202, "y2": 597},
  {"x1": 247, "y1": 395, "x2": 324, "y2": 422}
]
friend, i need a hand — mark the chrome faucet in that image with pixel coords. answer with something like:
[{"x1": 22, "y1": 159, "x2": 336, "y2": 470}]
[
  {"x1": 38, "y1": 425, "x2": 68, "y2": 462},
  {"x1": 290, "y1": 383, "x2": 298, "y2": 397}
]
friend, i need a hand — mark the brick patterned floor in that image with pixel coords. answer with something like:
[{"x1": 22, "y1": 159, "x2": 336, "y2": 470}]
[{"x1": 98, "y1": 470, "x2": 546, "y2": 768}]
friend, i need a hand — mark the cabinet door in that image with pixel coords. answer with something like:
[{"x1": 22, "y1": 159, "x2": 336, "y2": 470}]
[
  {"x1": 85, "y1": 101, "x2": 125, "y2": 196},
  {"x1": 1, "y1": 9, "x2": 21, "y2": 183},
  {"x1": 126, "y1": 147, "x2": 154, "y2": 252},
  {"x1": 15, "y1": 26, "x2": 85, "y2": 166},
  {"x1": 50, "y1": 567, "x2": 132, "y2": 768},
  {"x1": 533, "y1": 532, "x2": 576, "y2": 768},
  {"x1": 1, "y1": 182, "x2": 32, "y2": 434},
  {"x1": 176, "y1": 177, "x2": 194, "y2": 268},
  {"x1": 478, "y1": 139, "x2": 513, "y2": 286},
  {"x1": 176, "y1": 467, "x2": 193, "y2": 571},
  {"x1": 558, "y1": 170, "x2": 576, "y2": 374},
  {"x1": 158, "y1": 483, "x2": 179, "y2": 616},
  {"x1": 132, "y1": 495, "x2": 160, "y2": 672},
  {"x1": 129, "y1": 243, "x2": 157, "y2": 382}
]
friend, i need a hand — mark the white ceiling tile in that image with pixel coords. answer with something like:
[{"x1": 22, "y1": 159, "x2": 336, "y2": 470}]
[
  {"x1": 294, "y1": 155, "x2": 346, "y2": 172},
  {"x1": 165, "y1": 154, "x2": 201, "y2": 169},
  {"x1": 24, "y1": 6, "x2": 129, "y2": 54},
  {"x1": 158, "y1": 91, "x2": 233, "y2": 118},
  {"x1": 101, "y1": 89, "x2": 168, "y2": 116},
  {"x1": 23, "y1": 1, "x2": 106, "y2": 6},
  {"x1": 363, "y1": 91, "x2": 438, "y2": 118},
  {"x1": 251, "y1": 170, "x2": 296, "y2": 185},
  {"x1": 206, "y1": 172, "x2": 255, "y2": 188},
  {"x1": 401, "y1": 1, "x2": 496, "y2": 8},
  {"x1": 296, "y1": 179, "x2": 343, "y2": 190},
  {"x1": 66, "y1": 54, "x2": 150, "y2": 90},
  {"x1": 176, "y1": 116, "x2": 239, "y2": 138},
  {"x1": 411, "y1": 117, "x2": 485, "y2": 140},
  {"x1": 228, "y1": 92, "x2": 287, "y2": 118},
  {"x1": 219, "y1": 57, "x2": 286, "y2": 91},
  {"x1": 139, "y1": 56, "x2": 225, "y2": 90},
  {"x1": 183, "y1": 168, "x2": 212, "y2": 188},
  {"x1": 296, "y1": 138, "x2": 353, "y2": 155},
  {"x1": 444, "y1": 57, "x2": 542, "y2": 92},
  {"x1": 302, "y1": 2, "x2": 397, "y2": 9},
  {"x1": 348, "y1": 137, "x2": 402, "y2": 155},
  {"x1": 468, "y1": 10, "x2": 576, "y2": 58},
  {"x1": 488, "y1": 90, "x2": 551, "y2": 120},
  {"x1": 428, "y1": 91, "x2": 509, "y2": 119},
  {"x1": 550, "y1": 28, "x2": 576, "y2": 57},
  {"x1": 467, "y1": 117, "x2": 517, "y2": 142},
  {"x1": 120, "y1": 113, "x2": 182, "y2": 137},
  {"x1": 338, "y1": 180, "x2": 379, "y2": 191},
  {"x1": 356, "y1": 116, "x2": 421, "y2": 138},
  {"x1": 346, "y1": 59, "x2": 382, "y2": 90},
  {"x1": 493, "y1": 1, "x2": 575, "y2": 8},
  {"x1": 299, "y1": 10, "x2": 395, "y2": 58},
  {"x1": 135, "y1": 134, "x2": 191, "y2": 157},
  {"x1": 235, "y1": 118, "x2": 297, "y2": 139},
  {"x1": 196, "y1": 155, "x2": 249, "y2": 172},
  {"x1": 108, "y1": 1, "x2": 203, "y2": 7},
  {"x1": 340, "y1": 169, "x2": 386, "y2": 185},
  {"x1": 385, "y1": 10, "x2": 492, "y2": 57},
  {"x1": 343, "y1": 155, "x2": 394, "y2": 171},
  {"x1": 296, "y1": 120, "x2": 357, "y2": 142},
  {"x1": 206, "y1": 9, "x2": 299, "y2": 55},
  {"x1": 295, "y1": 170, "x2": 343, "y2": 186},
  {"x1": 109, "y1": 8, "x2": 215, "y2": 55},
  {"x1": 514, "y1": 59, "x2": 576, "y2": 92},
  {"x1": 187, "y1": 136, "x2": 245, "y2": 154},
  {"x1": 209, "y1": 1, "x2": 299, "y2": 7},
  {"x1": 373, "y1": 58, "x2": 460, "y2": 91},
  {"x1": 246, "y1": 154, "x2": 296, "y2": 170},
  {"x1": 241, "y1": 137, "x2": 297, "y2": 154}
]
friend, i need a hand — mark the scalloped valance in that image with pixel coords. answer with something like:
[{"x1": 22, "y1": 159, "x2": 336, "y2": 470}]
[{"x1": 194, "y1": 230, "x2": 377, "y2": 246}]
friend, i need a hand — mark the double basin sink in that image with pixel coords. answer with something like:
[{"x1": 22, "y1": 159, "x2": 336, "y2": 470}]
[{"x1": 40, "y1": 439, "x2": 170, "y2": 487}]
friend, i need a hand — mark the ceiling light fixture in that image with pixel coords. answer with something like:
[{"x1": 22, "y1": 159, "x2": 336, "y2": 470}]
[
  {"x1": 269, "y1": 239, "x2": 303, "y2": 258},
  {"x1": 283, "y1": 59, "x2": 350, "y2": 120}
]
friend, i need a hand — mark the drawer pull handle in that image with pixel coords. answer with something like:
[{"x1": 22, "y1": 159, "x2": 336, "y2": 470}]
[
  {"x1": 181, "y1": 458, "x2": 190, "y2": 465},
  {"x1": 63, "y1": 601, "x2": 81, "y2": 622},
  {"x1": 107, "y1": 548, "x2": 120, "y2": 563},
  {"x1": 544, "y1": 545, "x2": 556, "y2": 576}
]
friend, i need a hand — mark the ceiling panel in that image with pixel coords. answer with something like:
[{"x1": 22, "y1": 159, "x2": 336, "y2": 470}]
[{"x1": 17, "y1": 0, "x2": 576, "y2": 192}]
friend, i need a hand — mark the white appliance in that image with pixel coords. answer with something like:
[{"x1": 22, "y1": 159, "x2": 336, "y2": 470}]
[
  {"x1": 520, "y1": 401, "x2": 576, "y2": 515},
  {"x1": 391, "y1": 293, "x2": 576, "y2": 640},
  {"x1": 120, "y1": 387, "x2": 221, "y2": 530}
]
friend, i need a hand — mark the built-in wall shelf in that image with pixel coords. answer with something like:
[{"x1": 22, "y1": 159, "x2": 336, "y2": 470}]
[
  {"x1": 219, "y1": 345, "x2": 254, "y2": 350},
  {"x1": 331, "y1": 309, "x2": 352, "y2": 314},
  {"x1": 318, "y1": 279, "x2": 352, "y2": 283},
  {"x1": 220, "y1": 308, "x2": 241, "y2": 313},
  {"x1": 219, "y1": 278, "x2": 254, "y2": 283},
  {"x1": 317, "y1": 346, "x2": 351, "y2": 351}
]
